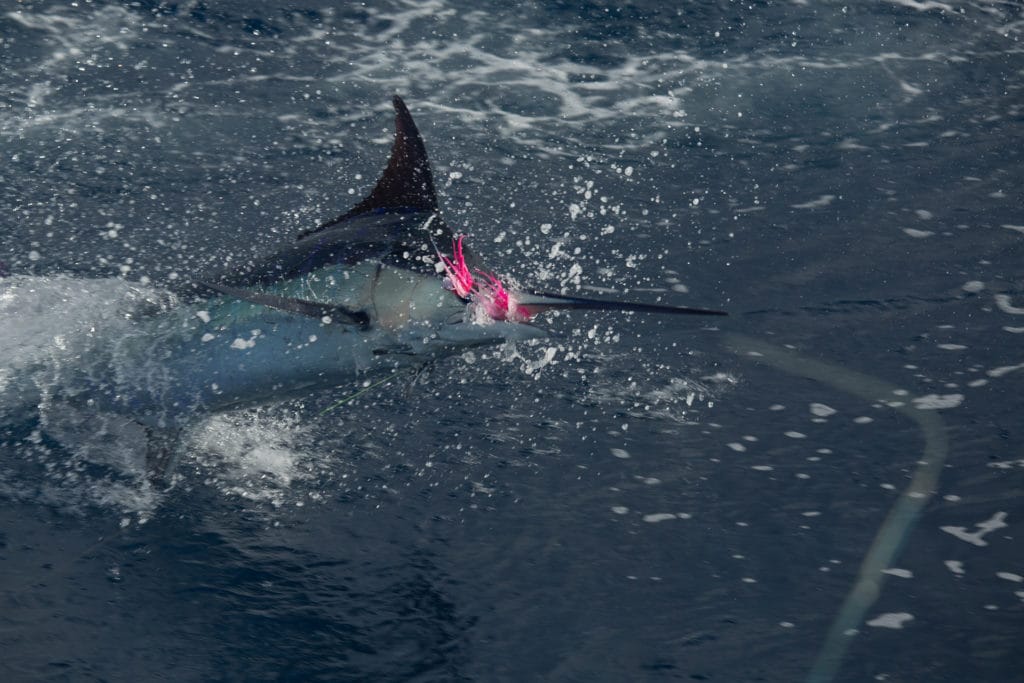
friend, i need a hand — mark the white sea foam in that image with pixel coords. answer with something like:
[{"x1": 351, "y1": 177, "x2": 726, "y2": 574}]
[
  {"x1": 866, "y1": 612, "x2": 914, "y2": 629},
  {"x1": 0, "y1": 276, "x2": 183, "y2": 517},
  {"x1": 0, "y1": 276, "x2": 329, "y2": 517},
  {"x1": 186, "y1": 411, "x2": 324, "y2": 508},
  {"x1": 994, "y1": 295, "x2": 1024, "y2": 315},
  {"x1": 810, "y1": 403, "x2": 837, "y2": 417},
  {"x1": 791, "y1": 195, "x2": 835, "y2": 209},
  {"x1": 5, "y1": 0, "x2": 1017, "y2": 169},
  {"x1": 987, "y1": 362, "x2": 1024, "y2": 378},
  {"x1": 912, "y1": 393, "x2": 963, "y2": 410},
  {"x1": 940, "y1": 511, "x2": 1008, "y2": 547}
]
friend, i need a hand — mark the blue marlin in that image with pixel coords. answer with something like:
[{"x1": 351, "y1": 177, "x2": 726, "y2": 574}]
[{"x1": 3, "y1": 96, "x2": 724, "y2": 478}]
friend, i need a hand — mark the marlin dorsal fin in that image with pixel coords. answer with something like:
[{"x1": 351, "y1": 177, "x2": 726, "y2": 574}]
[{"x1": 300, "y1": 95, "x2": 439, "y2": 239}]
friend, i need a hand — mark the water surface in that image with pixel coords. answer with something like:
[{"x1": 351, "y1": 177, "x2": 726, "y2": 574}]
[{"x1": 2, "y1": 1, "x2": 1022, "y2": 681}]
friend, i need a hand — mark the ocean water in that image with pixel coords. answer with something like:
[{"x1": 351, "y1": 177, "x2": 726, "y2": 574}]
[{"x1": 1, "y1": 1, "x2": 1022, "y2": 681}]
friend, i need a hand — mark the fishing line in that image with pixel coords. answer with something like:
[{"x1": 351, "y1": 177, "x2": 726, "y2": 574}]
[
  {"x1": 722, "y1": 333, "x2": 949, "y2": 683},
  {"x1": 317, "y1": 369, "x2": 407, "y2": 416}
]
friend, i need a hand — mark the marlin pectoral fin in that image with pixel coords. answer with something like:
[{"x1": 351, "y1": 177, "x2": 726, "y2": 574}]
[
  {"x1": 197, "y1": 281, "x2": 370, "y2": 328},
  {"x1": 516, "y1": 291, "x2": 728, "y2": 318}
]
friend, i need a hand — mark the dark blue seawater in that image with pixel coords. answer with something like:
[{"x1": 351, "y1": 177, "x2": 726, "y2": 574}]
[{"x1": 2, "y1": 1, "x2": 1022, "y2": 681}]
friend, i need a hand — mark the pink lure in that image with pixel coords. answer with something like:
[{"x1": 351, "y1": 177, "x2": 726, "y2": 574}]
[
  {"x1": 439, "y1": 236, "x2": 475, "y2": 298},
  {"x1": 438, "y1": 236, "x2": 531, "y2": 322},
  {"x1": 476, "y1": 270, "x2": 529, "y2": 322}
]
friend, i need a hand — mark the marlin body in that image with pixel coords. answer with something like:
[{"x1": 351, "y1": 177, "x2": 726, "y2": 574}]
[
  {"x1": 2, "y1": 96, "x2": 724, "y2": 475},
  {"x1": 83, "y1": 255, "x2": 541, "y2": 429}
]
